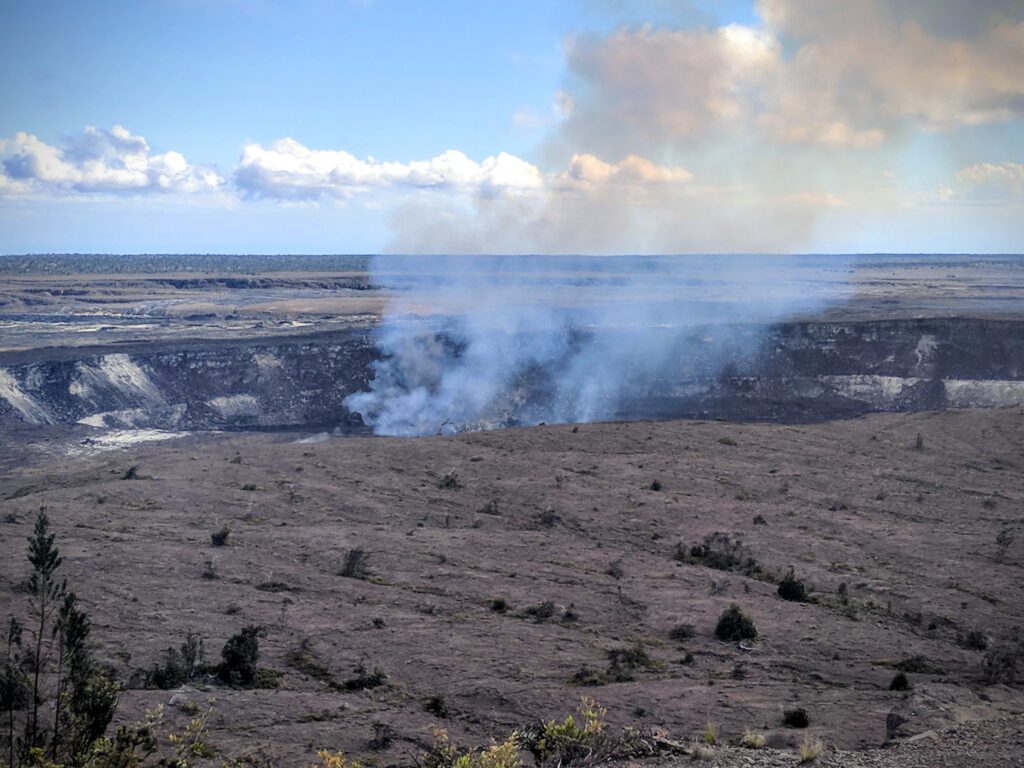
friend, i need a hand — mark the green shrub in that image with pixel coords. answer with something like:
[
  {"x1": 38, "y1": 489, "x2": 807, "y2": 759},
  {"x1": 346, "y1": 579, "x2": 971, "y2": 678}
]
[
  {"x1": 218, "y1": 625, "x2": 262, "y2": 686},
  {"x1": 715, "y1": 604, "x2": 757, "y2": 641},
  {"x1": 777, "y1": 569, "x2": 808, "y2": 602}
]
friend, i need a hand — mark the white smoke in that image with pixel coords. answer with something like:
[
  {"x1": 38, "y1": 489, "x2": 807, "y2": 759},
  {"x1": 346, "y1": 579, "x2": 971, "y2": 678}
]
[{"x1": 343, "y1": 255, "x2": 848, "y2": 436}]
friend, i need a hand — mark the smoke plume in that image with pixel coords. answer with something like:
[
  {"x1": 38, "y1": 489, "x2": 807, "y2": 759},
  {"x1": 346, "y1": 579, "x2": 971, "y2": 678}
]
[{"x1": 343, "y1": 255, "x2": 846, "y2": 436}]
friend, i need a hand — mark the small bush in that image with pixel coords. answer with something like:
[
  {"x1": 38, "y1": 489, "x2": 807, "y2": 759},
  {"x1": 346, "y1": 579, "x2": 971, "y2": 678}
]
[
  {"x1": 740, "y1": 729, "x2": 765, "y2": 749},
  {"x1": 340, "y1": 548, "x2": 370, "y2": 579},
  {"x1": 703, "y1": 721, "x2": 717, "y2": 745},
  {"x1": 439, "y1": 470, "x2": 462, "y2": 489},
  {"x1": 569, "y1": 666, "x2": 608, "y2": 687},
  {"x1": 718, "y1": 437, "x2": 737, "y2": 447},
  {"x1": 344, "y1": 663, "x2": 386, "y2": 691},
  {"x1": 211, "y1": 527, "x2": 230, "y2": 547},
  {"x1": 605, "y1": 559, "x2": 624, "y2": 579},
  {"x1": 960, "y1": 630, "x2": 988, "y2": 651},
  {"x1": 524, "y1": 601, "x2": 557, "y2": 622},
  {"x1": 650, "y1": 480, "x2": 662, "y2": 492},
  {"x1": 423, "y1": 693, "x2": 450, "y2": 718},
  {"x1": 889, "y1": 672, "x2": 911, "y2": 691},
  {"x1": 715, "y1": 604, "x2": 757, "y2": 641},
  {"x1": 687, "y1": 532, "x2": 760, "y2": 575},
  {"x1": 783, "y1": 708, "x2": 809, "y2": 728},
  {"x1": 218, "y1": 625, "x2": 262, "y2": 686},
  {"x1": 799, "y1": 735, "x2": 823, "y2": 763},
  {"x1": 752, "y1": 514, "x2": 767, "y2": 526},
  {"x1": 537, "y1": 508, "x2": 559, "y2": 527},
  {"x1": 669, "y1": 623, "x2": 695, "y2": 641},
  {"x1": 606, "y1": 644, "x2": 653, "y2": 681},
  {"x1": 777, "y1": 569, "x2": 808, "y2": 602},
  {"x1": 490, "y1": 598, "x2": 509, "y2": 613},
  {"x1": 145, "y1": 632, "x2": 205, "y2": 689},
  {"x1": 981, "y1": 630, "x2": 1024, "y2": 685}
]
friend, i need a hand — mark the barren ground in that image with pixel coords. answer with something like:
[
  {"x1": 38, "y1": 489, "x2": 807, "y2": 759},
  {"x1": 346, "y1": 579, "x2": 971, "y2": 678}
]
[{"x1": 1, "y1": 408, "x2": 1023, "y2": 765}]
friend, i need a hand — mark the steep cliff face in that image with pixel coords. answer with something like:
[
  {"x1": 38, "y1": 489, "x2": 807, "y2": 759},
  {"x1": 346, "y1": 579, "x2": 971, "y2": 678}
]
[
  {"x1": 0, "y1": 318, "x2": 1021, "y2": 431},
  {"x1": 0, "y1": 331, "x2": 377, "y2": 431}
]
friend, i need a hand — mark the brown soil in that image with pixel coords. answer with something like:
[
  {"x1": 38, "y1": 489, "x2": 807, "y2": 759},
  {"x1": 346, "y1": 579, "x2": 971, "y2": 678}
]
[{"x1": 1, "y1": 408, "x2": 1023, "y2": 765}]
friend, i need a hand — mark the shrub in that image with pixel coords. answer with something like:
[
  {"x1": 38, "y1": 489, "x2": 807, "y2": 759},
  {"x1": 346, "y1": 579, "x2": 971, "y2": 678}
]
[
  {"x1": 517, "y1": 697, "x2": 606, "y2": 767},
  {"x1": 605, "y1": 560, "x2": 624, "y2": 580},
  {"x1": 524, "y1": 601, "x2": 557, "y2": 622},
  {"x1": 715, "y1": 604, "x2": 757, "y2": 641},
  {"x1": 211, "y1": 527, "x2": 230, "y2": 547},
  {"x1": 669, "y1": 623, "x2": 695, "y2": 641},
  {"x1": 889, "y1": 672, "x2": 911, "y2": 691},
  {"x1": 703, "y1": 721, "x2": 716, "y2": 745},
  {"x1": 981, "y1": 630, "x2": 1024, "y2": 685},
  {"x1": 439, "y1": 471, "x2": 462, "y2": 490},
  {"x1": 343, "y1": 664, "x2": 386, "y2": 691},
  {"x1": 340, "y1": 549, "x2": 370, "y2": 580},
  {"x1": 218, "y1": 625, "x2": 262, "y2": 686},
  {"x1": 687, "y1": 532, "x2": 760, "y2": 575},
  {"x1": 145, "y1": 632, "x2": 205, "y2": 689},
  {"x1": 783, "y1": 708, "x2": 810, "y2": 728},
  {"x1": 490, "y1": 598, "x2": 509, "y2": 613},
  {"x1": 569, "y1": 666, "x2": 608, "y2": 687},
  {"x1": 799, "y1": 735, "x2": 823, "y2": 763},
  {"x1": 424, "y1": 693, "x2": 450, "y2": 718},
  {"x1": 740, "y1": 729, "x2": 765, "y2": 749},
  {"x1": 606, "y1": 644, "x2": 653, "y2": 682},
  {"x1": 650, "y1": 480, "x2": 662, "y2": 492},
  {"x1": 960, "y1": 630, "x2": 988, "y2": 651},
  {"x1": 777, "y1": 569, "x2": 808, "y2": 602}
]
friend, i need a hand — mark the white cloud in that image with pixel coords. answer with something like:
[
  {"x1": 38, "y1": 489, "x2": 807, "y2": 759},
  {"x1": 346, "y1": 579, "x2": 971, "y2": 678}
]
[
  {"x1": 948, "y1": 162, "x2": 1024, "y2": 202},
  {"x1": 234, "y1": 139, "x2": 545, "y2": 200},
  {"x1": 231, "y1": 138, "x2": 690, "y2": 202},
  {"x1": 0, "y1": 126, "x2": 223, "y2": 196}
]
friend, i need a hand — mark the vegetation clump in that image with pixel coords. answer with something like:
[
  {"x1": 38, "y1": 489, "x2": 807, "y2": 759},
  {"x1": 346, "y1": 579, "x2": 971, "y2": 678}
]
[
  {"x1": 668, "y1": 623, "x2": 695, "y2": 641},
  {"x1": 343, "y1": 664, "x2": 386, "y2": 691},
  {"x1": 981, "y1": 630, "x2": 1023, "y2": 685},
  {"x1": 714, "y1": 604, "x2": 758, "y2": 641},
  {"x1": 783, "y1": 708, "x2": 810, "y2": 728},
  {"x1": 2, "y1": 508, "x2": 119, "y2": 768},
  {"x1": 144, "y1": 632, "x2": 205, "y2": 689},
  {"x1": 439, "y1": 471, "x2": 462, "y2": 490},
  {"x1": 605, "y1": 644, "x2": 653, "y2": 682},
  {"x1": 424, "y1": 694, "x2": 450, "y2": 719},
  {"x1": 889, "y1": 672, "x2": 911, "y2": 691},
  {"x1": 210, "y1": 527, "x2": 230, "y2": 547},
  {"x1": 777, "y1": 569, "x2": 809, "y2": 602},
  {"x1": 339, "y1": 549, "x2": 370, "y2": 580},
  {"x1": 682, "y1": 532, "x2": 763, "y2": 578},
  {"x1": 217, "y1": 625, "x2": 262, "y2": 687}
]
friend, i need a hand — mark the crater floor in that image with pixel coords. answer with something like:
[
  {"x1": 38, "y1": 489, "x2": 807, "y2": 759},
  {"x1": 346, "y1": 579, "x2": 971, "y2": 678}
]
[{"x1": 1, "y1": 408, "x2": 1022, "y2": 765}]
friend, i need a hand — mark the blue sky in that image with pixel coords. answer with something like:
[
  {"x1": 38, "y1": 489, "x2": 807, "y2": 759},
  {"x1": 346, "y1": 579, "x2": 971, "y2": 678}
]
[{"x1": 1, "y1": 0, "x2": 1022, "y2": 254}]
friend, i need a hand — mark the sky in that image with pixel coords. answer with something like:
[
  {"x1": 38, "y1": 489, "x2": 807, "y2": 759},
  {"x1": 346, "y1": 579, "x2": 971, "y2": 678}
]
[{"x1": 1, "y1": 0, "x2": 1022, "y2": 255}]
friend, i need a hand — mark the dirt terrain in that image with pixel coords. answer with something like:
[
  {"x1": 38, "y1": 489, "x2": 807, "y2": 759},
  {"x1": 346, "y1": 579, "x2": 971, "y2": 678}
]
[{"x1": 1, "y1": 408, "x2": 1022, "y2": 765}]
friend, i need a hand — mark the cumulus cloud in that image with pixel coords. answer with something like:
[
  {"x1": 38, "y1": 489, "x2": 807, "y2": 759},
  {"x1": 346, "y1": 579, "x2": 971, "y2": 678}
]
[
  {"x1": 234, "y1": 139, "x2": 544, "y2": 200},
  {"x1": 231, "y1": 137, "x2": 691, "y2": 205},
  {"x1": 0, "y1": 126, "x2": 223, "y2": 196},
  {"x1": 561, "y1": 0, "x2": 1024, "y2": 153},
  {"x1": 945, "y1": 162, "x2": 1024, "y2": 203}
]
